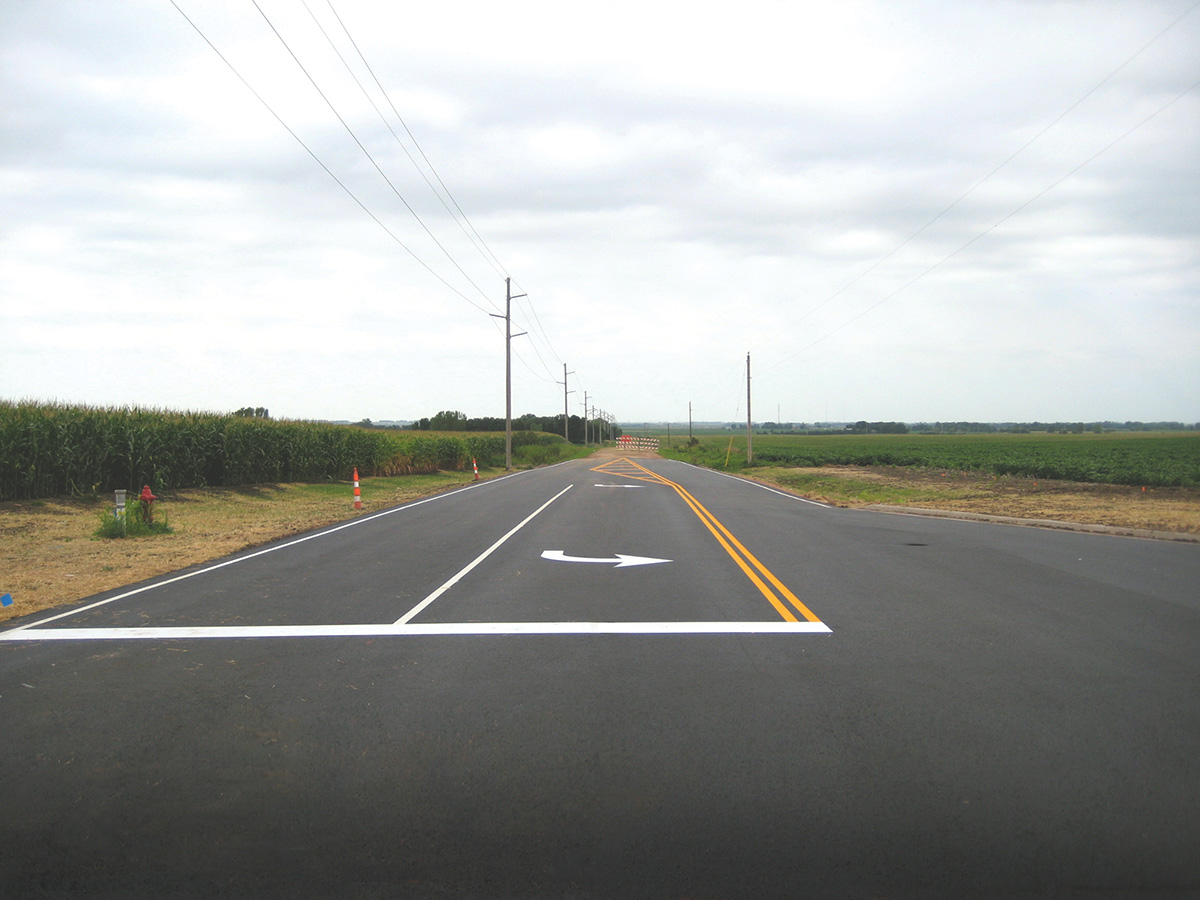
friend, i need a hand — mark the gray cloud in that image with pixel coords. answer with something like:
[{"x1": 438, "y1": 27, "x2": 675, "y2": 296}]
[{"x1": 2, "y1": 0, "x2": 1197, "y2": 424}]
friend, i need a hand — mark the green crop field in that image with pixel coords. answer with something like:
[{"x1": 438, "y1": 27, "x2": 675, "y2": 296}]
[
  {"x1": 0, "y1": 401, "x2": 577, "y2": 501},
  {"x1": 657, "y1": 431, "x2": 1200, "y2": 488}
]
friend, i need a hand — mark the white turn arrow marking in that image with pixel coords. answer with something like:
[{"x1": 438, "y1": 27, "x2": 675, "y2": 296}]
[{"x1": 540, "y1": 550, "x2": 672, "y2": 568}]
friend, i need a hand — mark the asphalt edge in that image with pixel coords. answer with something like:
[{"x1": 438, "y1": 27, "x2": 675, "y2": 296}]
[
  {"x1": 669, "y1": 461, "x2": 1200, "y2": 545},
  {"x1": 860, "y1": 504, "x2": 1200, "y2": 544}
]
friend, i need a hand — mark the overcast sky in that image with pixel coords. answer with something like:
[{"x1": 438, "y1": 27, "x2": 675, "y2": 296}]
[{"x1": 2, "y1": 1, "x2": 1197, "y2": 426}]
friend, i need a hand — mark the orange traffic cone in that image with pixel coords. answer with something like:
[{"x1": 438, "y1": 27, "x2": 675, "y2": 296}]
[{"x1": 353, "y1": 467, "x2": 363, "y2": 509}]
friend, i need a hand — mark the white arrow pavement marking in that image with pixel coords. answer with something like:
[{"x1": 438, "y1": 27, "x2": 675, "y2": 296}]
[{"x1": 541, "y1": 550, "x2": 672, "y2": 568}]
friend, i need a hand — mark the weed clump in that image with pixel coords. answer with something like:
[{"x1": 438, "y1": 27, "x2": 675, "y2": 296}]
[{"x1": 94, "y1": 505, "x2": 172, "y2": 539}]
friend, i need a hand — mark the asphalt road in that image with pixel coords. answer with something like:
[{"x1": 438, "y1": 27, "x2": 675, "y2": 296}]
[{"x1": 2, "y1": 456, "x2": 1199, "y2": 899}]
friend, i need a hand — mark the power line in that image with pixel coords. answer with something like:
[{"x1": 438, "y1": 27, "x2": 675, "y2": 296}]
[
  {"x1": 250, "y1": 0, "x2": 498, "y2": 311},
  {"x1": 174, "y1": 3, "x2": 573, "y2": 412},
  {"x1": 765, "y1": 75, "x2": 1200, "y2": 373},
  {"x1": 323, "y1": 0, "x2": 512, "y2": 280},
  {"x1": 752, "y1": 0, "x2": 1200, "y2": 358},
  {"x1": 305, "y1": 0, "x2": 508, "y2": 283},
  {"x1": 168, "y1": 0, "x2": 492, "y2": 315},
  {"x1": 308, "y1": 3, "x2": 566, "y2": 380}
]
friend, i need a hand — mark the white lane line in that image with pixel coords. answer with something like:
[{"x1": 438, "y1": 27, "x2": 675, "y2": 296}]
[
  {"x1": 2, "y1": 469, "x2": 538, "y2": 636},
  {"x1": 394, "y1": 484, "x2": 574, "y2": 625},
  {"x1": 667, "y1": 460, "x2": 831, "y2": 507},
  {"x1": 0, "y1": 621, "x2": 832, "y2": 641}
]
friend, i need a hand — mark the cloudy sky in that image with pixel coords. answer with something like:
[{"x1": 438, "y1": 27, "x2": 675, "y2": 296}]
[{"x1": 2, "y1": 1, "x2": 1197, "y2": 426}]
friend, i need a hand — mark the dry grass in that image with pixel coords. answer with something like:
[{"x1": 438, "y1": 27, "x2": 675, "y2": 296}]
[{"x1": 0, "y1": 471, "x2": 481, "y2": 624}]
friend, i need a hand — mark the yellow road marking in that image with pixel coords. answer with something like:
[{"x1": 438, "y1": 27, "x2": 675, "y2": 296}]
[{"x1": 591, "y1": 457, "x2": 822, "y2": 624}]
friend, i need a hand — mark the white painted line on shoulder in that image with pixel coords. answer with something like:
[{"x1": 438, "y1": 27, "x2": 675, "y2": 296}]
[
  {"x1": 3, "y1": 471, "x2": 536, "y2": 636},
  {"x1": 1, "y1": 621, "x2": 832, "y2": 641},
  {"x1": 669, "y1": 460, "x2": 830, "y2": 507}
]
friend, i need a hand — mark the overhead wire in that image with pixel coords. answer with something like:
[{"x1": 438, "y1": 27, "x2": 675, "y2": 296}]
[
  {"x1": 764, "y1": 74, "x2": 1200, "y2": 374},
  {"x1": 271, "y1": 2, "x2": 565, "y2": 389},
  {"x1": 249, "y1": 0, "x2": 498, "y2": 312},
  {"x1": 167, "y1": 0, "x2": 493, "y2": 316},
  {"x1": 178, "y1": 2, "x2": 568, "y2": 395},
  {"x1": 672, "y1": 4, "x2": 1199, "y2": 427},
  {"x1": 750, "y1": 0, "x2": 1200, "y2": 362},
  {"x1": 306, "y1": 0, "x2": 508, "y2": 283},
  {"x1": 323, "y1": 0, "x2": 512, "y2": 280}
]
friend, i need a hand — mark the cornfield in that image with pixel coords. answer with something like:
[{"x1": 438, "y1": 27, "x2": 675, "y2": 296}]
[{"x1": 0, "y1": 401, "x2": 519, "y2": 501}]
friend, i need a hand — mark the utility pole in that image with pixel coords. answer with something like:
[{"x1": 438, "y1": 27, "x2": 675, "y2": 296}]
[
  {"x1": 583, "y1": 392, "x2": 589, "y2": 447},
  {"x1": 558, "y1": 363, "x2": 575, "y2": 443},
  {"x1": 689, "y1": 401, "x2": 693, "y2": 444},
  {"x1": 746, "y1": 352, "x2": 753, "y2": 465},
  {"x1": 490, "y1": 277, "x2": 526, "y2": 470}
]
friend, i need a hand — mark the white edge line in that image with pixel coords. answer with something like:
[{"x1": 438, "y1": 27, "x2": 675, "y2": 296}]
[
  {"x1": 394, "y1": 484, "x2": 574, "y2": 625},
  {"x1": 0, "y1": 621, "x2": 832, "y2": 641},
  {"x1": 3, "y1": 468, "x2": 538, "y2": 636},
  {"x1": 667, "y1": 459, "x2": 830, "y2": 507}
]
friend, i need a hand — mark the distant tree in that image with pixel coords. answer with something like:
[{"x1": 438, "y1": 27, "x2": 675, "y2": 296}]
[
  {"x1": 429, "y1": 410, "x2": 468, "y2": 431},
  {"x1": 232, "y1": 407, "x2": 270, "y2": 419}
]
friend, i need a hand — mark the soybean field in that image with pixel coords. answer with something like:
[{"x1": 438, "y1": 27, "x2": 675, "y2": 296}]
[{"x1": 660, "y1": 432, "x2": 1200, "y2": 488}]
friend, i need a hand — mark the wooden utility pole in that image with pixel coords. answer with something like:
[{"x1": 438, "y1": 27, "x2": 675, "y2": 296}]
[
  {"x1": 583, "y1": 391, "x2": 589, "y2": 447},
  {"x1": 746, "y1": 352, "x2": 753, "y2": 464},
  {"x1": 559, "y1": 363, "x2": 574, "y2": 442},
  {"x1": 490, "y1": 277, "x2": 526, "y2": 470}
]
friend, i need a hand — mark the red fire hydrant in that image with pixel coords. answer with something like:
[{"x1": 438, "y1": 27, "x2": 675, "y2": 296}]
[{"x1": 138, "y1": 485, "x2": 157, "y2": 524}]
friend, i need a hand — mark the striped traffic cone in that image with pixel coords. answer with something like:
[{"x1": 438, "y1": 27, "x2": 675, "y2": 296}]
[
  {"x1": 353, "y1": 467, "x2": 363, "y2": 509},
  {"x1": 473, "y1": 457, "x2": 479, "y2": 481}
]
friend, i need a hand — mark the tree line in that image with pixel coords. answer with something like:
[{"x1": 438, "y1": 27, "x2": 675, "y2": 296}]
[{"x1": 406, "y1": 410, "x2": 621, "y2": 443}]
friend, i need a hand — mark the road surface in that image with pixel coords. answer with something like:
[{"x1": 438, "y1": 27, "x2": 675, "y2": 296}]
[{"x1": 2, "y1": 456, "x2": 1198, "y2": 898}]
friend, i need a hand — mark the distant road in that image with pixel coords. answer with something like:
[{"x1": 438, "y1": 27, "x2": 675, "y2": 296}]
[{"x1": 3, "y1": 456, "x2": 1199, "y2": 898}]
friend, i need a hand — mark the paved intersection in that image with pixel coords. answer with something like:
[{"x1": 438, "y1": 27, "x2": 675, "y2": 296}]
[{"x1": 2, "y1": 456, "x2": 1198, "y2": 898}]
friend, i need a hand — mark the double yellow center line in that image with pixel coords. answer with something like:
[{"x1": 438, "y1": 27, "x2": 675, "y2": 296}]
[{"x1": 591, "y1": 459, "x2": 822, "y2": 624}]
